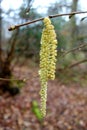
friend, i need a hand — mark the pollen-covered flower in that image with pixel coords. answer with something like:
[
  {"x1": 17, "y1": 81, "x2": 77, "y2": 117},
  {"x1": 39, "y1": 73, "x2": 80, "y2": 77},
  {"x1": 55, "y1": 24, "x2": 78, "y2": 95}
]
[{"x1": 39, "y1": 17, "x2": 58, "y2": 117}]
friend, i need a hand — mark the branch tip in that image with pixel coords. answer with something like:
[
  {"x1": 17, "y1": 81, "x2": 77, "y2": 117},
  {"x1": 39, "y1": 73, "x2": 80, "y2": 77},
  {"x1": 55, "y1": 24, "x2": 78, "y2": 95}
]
[{"x1": 8, "y1": 26, "x2": 17, "y2": 31}]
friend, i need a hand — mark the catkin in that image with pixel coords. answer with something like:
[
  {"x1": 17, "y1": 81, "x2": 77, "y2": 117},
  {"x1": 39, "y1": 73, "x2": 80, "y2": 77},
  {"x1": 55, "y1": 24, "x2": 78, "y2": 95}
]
[{"x1": 39, "y1": 17, "x2": 57, "y2": 117}]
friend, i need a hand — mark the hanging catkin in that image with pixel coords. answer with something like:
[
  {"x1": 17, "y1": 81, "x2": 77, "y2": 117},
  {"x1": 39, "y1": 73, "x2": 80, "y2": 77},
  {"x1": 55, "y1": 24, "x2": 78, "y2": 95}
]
[{"x1": 39, "y1": 17, "x2": 58, "y2": 117}]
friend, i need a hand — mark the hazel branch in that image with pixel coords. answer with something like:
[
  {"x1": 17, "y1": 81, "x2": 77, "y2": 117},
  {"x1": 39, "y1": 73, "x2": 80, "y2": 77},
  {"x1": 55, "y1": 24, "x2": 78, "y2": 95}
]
[{"x1": 8, "y1": 11, "x2": 87, "y2": 31}]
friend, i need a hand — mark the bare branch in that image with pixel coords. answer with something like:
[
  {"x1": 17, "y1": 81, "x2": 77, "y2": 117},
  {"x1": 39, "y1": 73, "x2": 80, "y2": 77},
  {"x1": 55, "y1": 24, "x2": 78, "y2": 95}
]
[
  {"x1": 8, "y1": 11, "x2": 87, "y2": 31},
  {"x1": 0, "y1": 77, "x2": 26, "y2": 82},
  {"x1": 63, "y1": 43, "x2": 87, "y2": 56},
  {"x1": 68, "y1": 59, "x2": 87, "y2": 68},
  {"x1": 58, "y1": 58, "x2": 87, "y2": 72}
]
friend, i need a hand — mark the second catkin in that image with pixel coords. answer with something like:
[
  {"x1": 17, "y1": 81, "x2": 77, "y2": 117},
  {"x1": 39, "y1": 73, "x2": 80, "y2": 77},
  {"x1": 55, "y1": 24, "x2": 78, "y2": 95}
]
[{"x1": 39, "y1": 17, "x2": 58, "y2": 117}]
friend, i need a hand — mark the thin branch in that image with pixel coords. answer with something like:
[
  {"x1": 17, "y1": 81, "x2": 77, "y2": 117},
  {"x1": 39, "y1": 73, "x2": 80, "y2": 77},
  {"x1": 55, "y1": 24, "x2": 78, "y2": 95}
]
[
  {"x1": 68, "y1": 58, "x2": 87, "y2": 68},
  {"x1": 58, "y1": 58, "x2": 87, "y2": 72},
  {"x1": 8, "y1": 11, "x2": 87, "y2": 31},
  {"x1": 0, "y1": 77, "x2": 25, "y2": 82},
  {"x1": 63, "y1": 43, "x2": 87, "y2": 56}
]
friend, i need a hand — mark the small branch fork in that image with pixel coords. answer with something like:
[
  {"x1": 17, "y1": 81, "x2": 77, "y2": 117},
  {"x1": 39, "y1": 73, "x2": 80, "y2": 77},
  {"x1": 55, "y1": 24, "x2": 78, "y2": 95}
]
[{"x1": 8, "y1": 11, "x2": 87, "y2": 31}]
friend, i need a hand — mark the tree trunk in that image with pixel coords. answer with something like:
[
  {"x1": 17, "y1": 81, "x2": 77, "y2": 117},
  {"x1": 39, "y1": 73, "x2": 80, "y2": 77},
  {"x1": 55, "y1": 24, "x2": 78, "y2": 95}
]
[
  {"x1": 69, "y1": 0, "x2": 78, "y2": 47},
  {"x1": 0, "y1": 0, "x2": 3, "y2": 75},
  {"x1": 0, "y1": 1, "x2": 19, "y2": 94}
]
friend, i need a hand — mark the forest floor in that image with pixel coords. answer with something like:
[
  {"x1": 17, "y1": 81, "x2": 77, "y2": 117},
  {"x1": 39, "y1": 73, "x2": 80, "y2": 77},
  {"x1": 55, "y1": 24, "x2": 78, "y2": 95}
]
[{"x1": 0, "y1": 65, "x2": 87, "y2": 130}]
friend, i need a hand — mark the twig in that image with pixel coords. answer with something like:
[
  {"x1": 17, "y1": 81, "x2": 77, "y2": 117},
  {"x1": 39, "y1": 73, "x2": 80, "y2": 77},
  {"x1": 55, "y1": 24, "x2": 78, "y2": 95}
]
[
  {"x1": 0, "y1": 77, "x2": 26, "y2": 82},
  {"x1": 8, "y1": 11, "x2": 87, "y2": 31},
  {"x1": 63, "y1": 43, "x2": 87, "y2": 56},
  {"x1": 58, "y1": 58, "x2": 87, "y2": 73},
  {"x1": 68, "y1": 58, "x2": 87, "y2": 68}
]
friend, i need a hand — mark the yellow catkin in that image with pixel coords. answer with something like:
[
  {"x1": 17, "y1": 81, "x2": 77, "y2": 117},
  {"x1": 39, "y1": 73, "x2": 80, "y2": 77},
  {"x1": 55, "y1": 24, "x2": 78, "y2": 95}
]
[{"x1": 39, "y1": 17, "x2": 58, "y2": 117}]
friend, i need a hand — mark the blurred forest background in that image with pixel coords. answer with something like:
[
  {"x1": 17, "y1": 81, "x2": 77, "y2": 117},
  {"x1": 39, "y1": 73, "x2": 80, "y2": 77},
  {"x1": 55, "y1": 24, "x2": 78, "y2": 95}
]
[
  {"x1": 0, "y1": 0, "x2": 87, "y2": 89},
  {"x1": 0, "y1": 0, "x2": 87, "y2": 129}
]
